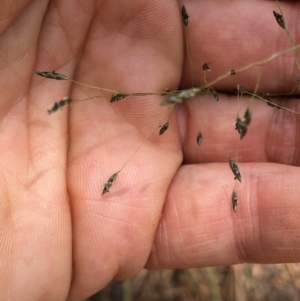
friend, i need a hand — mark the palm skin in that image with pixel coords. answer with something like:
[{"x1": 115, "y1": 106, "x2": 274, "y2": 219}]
[{"x1": 1, "y1": 0, "x2": 300, "y2": 300}]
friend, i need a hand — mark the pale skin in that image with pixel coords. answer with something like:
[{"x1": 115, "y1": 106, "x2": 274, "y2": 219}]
[{"x1": 1, "y1": 0, "x2": 300, "y2": 300}]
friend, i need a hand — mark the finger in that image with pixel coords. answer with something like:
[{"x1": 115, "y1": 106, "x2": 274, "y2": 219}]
[
  {"x1": 176, "y1": 93, "x2": 300, "y2": 164},
  {"x1": 147, "y1": 162, "x2": 300, "y2": 269},
  {"x1": 176, "y1": 0, "x2": 300, "y2": 164},
  {"x1": 0, "y1": 1, "x2": 61, "y2": 300},
  {"x1": 30, "y1": 0, "x2": 97, "y2": 298},
  {"x1": 0, "y1": 0, "x2": 92, "y2": 300},
  {"x1": 67, "y1": 0, "x2": 183, "y2": 298},
  {"x1": 181, "y1": 0, "x2": 300, "y2": 92}
]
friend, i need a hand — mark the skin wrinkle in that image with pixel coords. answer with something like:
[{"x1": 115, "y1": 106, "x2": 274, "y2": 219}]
[
  {"x1": 238, "y1": 174, "x2": 263, "y2": 262},
  {"x1": 0, "y1": 170, "x2": 14, "y2": 301},
  {"x1": 172, "y1": 192, "x2": 185, "y2": 248},
  {"x1": 20, "y1": 2, "x2": 50, "y2": 188},
  {"x1": 30, "y1": 0, "x2": 85, "y2": 298},
  {"x1": 222, "y1": 214, "x2": 238, "y2": 262},
  {"x1": 256, "y1": 172, "x2": 293, "y2": 262},
  {"x1": 164, "y1": 217, "x2": 178, "y2": 269},
  {"x1": 155, "y1": 217, "x2": 171, "y2": 270}
]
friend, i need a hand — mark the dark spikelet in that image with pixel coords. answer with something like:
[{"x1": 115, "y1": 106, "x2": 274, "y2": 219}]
[
  {"x1": 159, "y1": 122, "x2": 169, "y2": 135},
  {"x1": 47, "y1": 98, "x2": 72, "y2": 114},
  {"x1": 102, "y1": 172, "x2": 119, "y2": 195},
  {"x1": 243, "y1": 107, "x2": 252, "y2": 126},
  {"x1": 181, "y1": 5, "x2": 190, "y2": 27},
  {"x1": 110, "y1": 93, "x2": 128, "y2": 103},
  {"x1": 273, "y1": 11, "x2": 285, "y2": 29},
  {"x1": 213, "y1": 92, "x2": 219, "y2": 101},
  {"x1": 202, "y1": 63, "x2": 210, "y2": 71},
  {"x1": 229, "y1": 69, "x2": 236, "y2": 76},
  {"x1": 35, "y1": 71, "x2": 69, "y2": 80},
  {"x1": 232, "y1": 190, "x2": 238, "y2": 213},
  {"x1": 235, "y1": 117, "x2": 247, "y2": 139},
  {"x1": 229, "y1": 159, "x2": 242, "y2": 182},
  {"x1": 196, "y1": 131, "x2": 202, "y2": 146}
]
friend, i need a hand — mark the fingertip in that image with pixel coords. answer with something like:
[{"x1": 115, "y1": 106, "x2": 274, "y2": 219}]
[{"x1": 147, "y1": 163, "x2": 300, "y2": 269}]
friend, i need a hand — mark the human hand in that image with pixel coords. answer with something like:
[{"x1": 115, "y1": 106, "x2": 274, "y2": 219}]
[
  {"x1": 1, "y1": 0, "x2": 300, "y2": 300},
  {"x1": 1, "y1": 0, "x2": 182, "y2": 300},
  {"x1": 149, "y1": 0, "x2": 300, "y2": 271}
]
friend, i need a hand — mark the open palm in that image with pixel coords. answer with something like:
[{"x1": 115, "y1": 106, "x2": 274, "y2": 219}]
[{"x1": 1, "y1": 0, "x2": 300, "y2": 300}]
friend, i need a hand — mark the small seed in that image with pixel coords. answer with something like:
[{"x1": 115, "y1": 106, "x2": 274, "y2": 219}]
[
  {"x1": 35, "y1": 71, "x2": 69, "y2": 80},
  {"x1": 213, "y1": 92, "x2": 219, "y2": 101},
  {"x1": 235, "y1": 117, "x2": 247, "y2": 139},
  {"x1": 181, "y1": 5, "x2": 190, "y2": 27},
  {"x1": 102, "y1": 172, "x2": 119, "y2": 195},
  {"x1": 196, "y1": 131, "x2": 203, "y2": 146},
  {"x1": 232, "y1": 189, "x2": 238, "y2": 213},
  {"x1": 110, "y1": 93, "x2": 128, "y2": 103},
  {"x1": 273, "y1": 11, "x2": 285, "y2": 29},
  {"x1": 243, "y1": 107, "x2": 252, "y2": 126},
  {"x1": 229, "y1": 69, "x2": 236, "y2": 76},
  {"x1": 202, "y1": 63, "x2": 210, "y2": 71},
  {"x1": 159, "y1": 122, "x2": 169, "y2": 135},
  {"x1": 229, "y1": 159, "x2": 242, "y2": 182},
  {"x1": 47, "y1": 98, "x2": 72, "y2": 114}
]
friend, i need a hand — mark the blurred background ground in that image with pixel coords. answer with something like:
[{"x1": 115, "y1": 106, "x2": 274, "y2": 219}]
[{"x1": 85, "y1": 263, "x2": 300, "y2": 301}]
